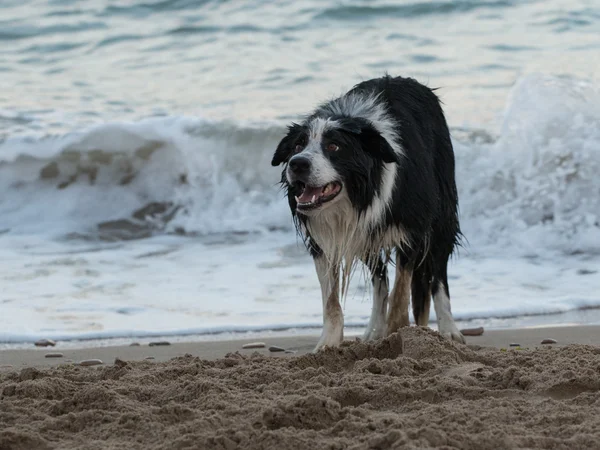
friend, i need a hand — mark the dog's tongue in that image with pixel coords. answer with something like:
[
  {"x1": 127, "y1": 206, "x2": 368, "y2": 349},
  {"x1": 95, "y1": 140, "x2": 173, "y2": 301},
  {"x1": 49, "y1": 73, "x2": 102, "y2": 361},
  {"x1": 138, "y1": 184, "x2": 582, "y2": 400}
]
[{"x1": 297, "y1": 186, "x2": 322, "y2": 203}]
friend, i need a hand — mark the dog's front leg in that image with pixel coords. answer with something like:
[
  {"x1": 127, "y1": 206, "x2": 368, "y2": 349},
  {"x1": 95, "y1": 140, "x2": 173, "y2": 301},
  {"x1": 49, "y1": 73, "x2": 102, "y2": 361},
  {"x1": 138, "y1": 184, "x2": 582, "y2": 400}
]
[
  {"x1": 363, "y1": 256, "x2": 389, "y2": 341},
  {"x1": 313, "y1": 255, "x2": 342, "y2": 352}
]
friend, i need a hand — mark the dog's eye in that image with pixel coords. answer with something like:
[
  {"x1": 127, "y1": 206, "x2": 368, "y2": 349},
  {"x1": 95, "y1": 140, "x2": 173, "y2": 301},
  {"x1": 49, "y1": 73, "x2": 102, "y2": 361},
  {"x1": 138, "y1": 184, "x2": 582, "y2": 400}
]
[
  {"x1": 326, "y1": 143, "x2": 339, "y2": 152},
  {"x1": 294, "y1": 138, "x2": 307, "y2": 153}
]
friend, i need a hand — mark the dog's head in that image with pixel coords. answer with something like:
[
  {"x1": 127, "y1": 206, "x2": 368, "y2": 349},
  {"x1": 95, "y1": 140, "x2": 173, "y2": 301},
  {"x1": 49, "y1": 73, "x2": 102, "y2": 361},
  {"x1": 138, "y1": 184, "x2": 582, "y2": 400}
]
[{"x1": 271, "y1": 116, "x2": 401, "y2": 216}]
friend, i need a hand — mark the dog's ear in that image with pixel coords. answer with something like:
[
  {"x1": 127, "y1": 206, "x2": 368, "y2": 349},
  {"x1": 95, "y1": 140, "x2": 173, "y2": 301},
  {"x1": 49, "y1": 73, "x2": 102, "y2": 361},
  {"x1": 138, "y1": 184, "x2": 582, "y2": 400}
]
[
  {"x1": 336, "y1": 117, "x2": 401, "y2": 165},
  {"x1": 271, "y1": 123, "x2": 304, "y2": 166}
]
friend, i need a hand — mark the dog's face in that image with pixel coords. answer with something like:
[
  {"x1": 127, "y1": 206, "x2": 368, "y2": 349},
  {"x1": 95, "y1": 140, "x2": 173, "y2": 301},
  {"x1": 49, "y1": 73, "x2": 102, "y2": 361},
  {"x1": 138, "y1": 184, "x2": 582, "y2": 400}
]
[{"x1": 272, "y1": 117, "x2": 400, "y2": 216}]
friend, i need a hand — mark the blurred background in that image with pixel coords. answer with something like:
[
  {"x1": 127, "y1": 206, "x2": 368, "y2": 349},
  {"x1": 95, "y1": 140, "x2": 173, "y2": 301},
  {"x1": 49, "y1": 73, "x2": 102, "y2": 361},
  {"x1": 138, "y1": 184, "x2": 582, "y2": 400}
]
[{"x1": 1, "y1": 0, "x2": 599, "y2": 347}]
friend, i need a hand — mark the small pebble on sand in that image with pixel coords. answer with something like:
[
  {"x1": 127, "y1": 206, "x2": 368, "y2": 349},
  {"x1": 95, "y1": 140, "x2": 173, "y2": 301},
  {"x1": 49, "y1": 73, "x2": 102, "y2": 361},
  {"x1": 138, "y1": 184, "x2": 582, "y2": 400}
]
[
  {"x1": 541, "y1": 338, "x2": 557, "y2": 345},
  {"x1": 242, "y1": 342, "x2": 266, "y2": 349},
  {"x1": 149, "y1": 341, "x2": 171, "y2": 347},
  {"x1": 269, "y1": 346, "x2": 285, "y2": 353},
  {"x1": 34, "y1": 339, "x2": 56, "y2": 347},
  {"x1": 509, "y1": 343, "x2": 520, "y2": 347},
  {"x1": 79, "y1": 359, "x2": 103, "y2": 366},
  {"x1": 460, "y1": 327, "x2": 484, "y2": 336},
  {"x1": 129, "y1": 343, "x2": 141, "y2": 347},
  {"x1": 45, "y1": 353, "x2": 63, "y2": 358}
]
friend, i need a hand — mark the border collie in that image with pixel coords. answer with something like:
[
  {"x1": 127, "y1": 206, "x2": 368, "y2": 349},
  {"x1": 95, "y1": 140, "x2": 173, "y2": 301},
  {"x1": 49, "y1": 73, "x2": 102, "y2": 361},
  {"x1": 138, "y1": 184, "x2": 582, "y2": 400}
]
[{"x1": 271, "y1": 75, "x2": 464, "y2": 351}]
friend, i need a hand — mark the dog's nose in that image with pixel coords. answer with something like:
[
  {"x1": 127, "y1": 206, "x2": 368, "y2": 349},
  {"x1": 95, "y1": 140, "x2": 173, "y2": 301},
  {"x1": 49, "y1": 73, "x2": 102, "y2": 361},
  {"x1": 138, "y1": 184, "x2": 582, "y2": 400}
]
[{"x1": 289, "y1": 156, "x2": 311, "y2": 176}]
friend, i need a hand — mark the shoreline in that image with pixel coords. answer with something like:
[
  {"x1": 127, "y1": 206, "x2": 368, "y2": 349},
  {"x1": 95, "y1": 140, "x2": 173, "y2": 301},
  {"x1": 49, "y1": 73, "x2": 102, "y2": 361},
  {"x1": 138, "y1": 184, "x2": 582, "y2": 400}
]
[
  {"x1": 4, "y1": 306, "x2": 600, "y2": 352},
  {"x1": 2, "y1": 324, "x2": 599, "y2": 371}
]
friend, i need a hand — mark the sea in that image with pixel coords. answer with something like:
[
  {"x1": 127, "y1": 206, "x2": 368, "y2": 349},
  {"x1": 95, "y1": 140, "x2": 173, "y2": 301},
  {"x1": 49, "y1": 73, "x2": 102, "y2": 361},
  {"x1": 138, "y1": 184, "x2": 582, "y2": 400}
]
[{"x1": 1, "y1": 0, "x2": 600, "y2": 348}]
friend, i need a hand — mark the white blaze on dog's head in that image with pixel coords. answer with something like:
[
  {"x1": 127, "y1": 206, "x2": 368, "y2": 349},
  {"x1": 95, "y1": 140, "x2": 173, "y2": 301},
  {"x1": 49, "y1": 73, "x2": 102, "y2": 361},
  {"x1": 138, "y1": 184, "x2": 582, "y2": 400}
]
[
  {"x1": 284, "y1": 117, "x2": 345, "y2": 215},
  {"x1": 286, "y1": 117, "x2": 339, "y2": 186}
]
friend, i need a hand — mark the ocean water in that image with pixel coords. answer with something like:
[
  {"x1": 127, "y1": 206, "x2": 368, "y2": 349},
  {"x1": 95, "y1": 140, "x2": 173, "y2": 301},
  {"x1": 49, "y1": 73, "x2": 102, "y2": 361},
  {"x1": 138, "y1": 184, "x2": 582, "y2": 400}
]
[{"x1": 1, "y1": 0, "x2": 600, "y2": 347}]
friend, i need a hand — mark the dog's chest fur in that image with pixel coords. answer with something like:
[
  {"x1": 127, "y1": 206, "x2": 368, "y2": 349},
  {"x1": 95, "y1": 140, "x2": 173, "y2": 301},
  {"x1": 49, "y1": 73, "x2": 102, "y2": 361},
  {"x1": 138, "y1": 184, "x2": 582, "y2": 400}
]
[{"x1": 303, "y1": 197, "x2": 409, "y2": 273}]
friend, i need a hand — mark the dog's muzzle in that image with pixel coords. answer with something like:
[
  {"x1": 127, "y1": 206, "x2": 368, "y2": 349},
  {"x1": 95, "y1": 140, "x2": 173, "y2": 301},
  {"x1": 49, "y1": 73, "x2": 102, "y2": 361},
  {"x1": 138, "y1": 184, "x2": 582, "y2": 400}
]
[{"x1": 287, "y1": 156, "x2": 342, "y2": 213}]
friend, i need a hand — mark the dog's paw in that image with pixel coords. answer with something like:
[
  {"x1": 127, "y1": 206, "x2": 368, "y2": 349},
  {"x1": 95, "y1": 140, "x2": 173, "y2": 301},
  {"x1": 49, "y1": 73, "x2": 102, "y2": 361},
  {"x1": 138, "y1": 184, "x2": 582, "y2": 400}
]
[
  {"x1": 313, "y1": 331, "x2": 343, "y2": 353},
  {"x1": 439, "y1": 322, "x2": 466, "y2": 344}
]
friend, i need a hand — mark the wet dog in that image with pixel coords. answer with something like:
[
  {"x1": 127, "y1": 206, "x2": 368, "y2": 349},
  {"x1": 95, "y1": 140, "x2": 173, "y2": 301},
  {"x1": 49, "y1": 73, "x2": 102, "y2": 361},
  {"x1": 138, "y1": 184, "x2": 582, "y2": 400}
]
[{"x1": 272, "y1": 75, "x2": 464, "y2": 351}]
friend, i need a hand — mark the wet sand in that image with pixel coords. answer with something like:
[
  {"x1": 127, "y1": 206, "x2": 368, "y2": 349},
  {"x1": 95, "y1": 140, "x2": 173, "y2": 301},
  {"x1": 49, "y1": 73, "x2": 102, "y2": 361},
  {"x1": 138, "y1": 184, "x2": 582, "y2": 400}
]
[{"x1": 2, "y1": 326, "x2": 600, "y2": 449}]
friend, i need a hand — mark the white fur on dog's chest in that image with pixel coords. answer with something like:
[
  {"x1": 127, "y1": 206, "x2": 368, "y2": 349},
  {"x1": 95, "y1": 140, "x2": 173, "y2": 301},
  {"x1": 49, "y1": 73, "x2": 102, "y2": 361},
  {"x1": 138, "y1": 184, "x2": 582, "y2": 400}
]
[{"x1": 305, "y1": 205, "x2": 409, "y2": 270}]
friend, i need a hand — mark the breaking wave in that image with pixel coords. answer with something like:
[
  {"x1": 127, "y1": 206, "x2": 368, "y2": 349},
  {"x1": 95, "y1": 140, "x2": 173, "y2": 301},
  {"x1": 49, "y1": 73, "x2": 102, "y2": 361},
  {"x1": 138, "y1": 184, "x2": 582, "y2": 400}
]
[{"x1": 1, "y1": 73, "x2": 599, "y2": 254}]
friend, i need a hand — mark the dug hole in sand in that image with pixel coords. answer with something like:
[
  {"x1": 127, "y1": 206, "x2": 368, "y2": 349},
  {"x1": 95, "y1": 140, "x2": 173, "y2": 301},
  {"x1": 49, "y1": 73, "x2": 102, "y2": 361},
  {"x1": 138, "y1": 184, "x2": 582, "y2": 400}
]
[{"x1": 2, "y1": 328, "x2": 600, "y2": 450}]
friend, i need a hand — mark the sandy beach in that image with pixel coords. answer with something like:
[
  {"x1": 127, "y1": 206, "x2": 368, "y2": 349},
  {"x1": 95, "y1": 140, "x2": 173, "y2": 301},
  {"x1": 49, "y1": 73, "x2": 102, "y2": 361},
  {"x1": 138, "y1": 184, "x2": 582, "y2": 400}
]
[{"x1": 2, "y1": 325, "x2": 600, "y2": 449}]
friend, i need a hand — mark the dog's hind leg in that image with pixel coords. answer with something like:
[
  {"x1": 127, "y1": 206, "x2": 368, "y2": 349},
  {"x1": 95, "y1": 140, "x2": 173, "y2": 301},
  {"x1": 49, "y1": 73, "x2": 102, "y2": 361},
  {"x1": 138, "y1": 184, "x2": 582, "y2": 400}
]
[
  {"x1": 432, "y1": 259, "x2": 465, "y2": 344},
  {"x1": 412, "y1": 263, "x2": 432, "y2": 327},
  {"x1": 386, "y1": 252, "x2": 412, "y2": 336},
  {"x1": 313, "y1": 255, "x2": 343, "y2": 352},
  {"x1": 362, "y1": 255, "x2": 389, "y2": 342}
]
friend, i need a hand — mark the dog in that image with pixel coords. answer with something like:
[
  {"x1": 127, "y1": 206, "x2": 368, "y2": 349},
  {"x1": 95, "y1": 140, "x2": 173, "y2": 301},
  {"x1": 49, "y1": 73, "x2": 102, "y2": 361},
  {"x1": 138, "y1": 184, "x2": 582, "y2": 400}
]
[{"x1": 271, "y1": 75, "x2": 464, "y2": 351}]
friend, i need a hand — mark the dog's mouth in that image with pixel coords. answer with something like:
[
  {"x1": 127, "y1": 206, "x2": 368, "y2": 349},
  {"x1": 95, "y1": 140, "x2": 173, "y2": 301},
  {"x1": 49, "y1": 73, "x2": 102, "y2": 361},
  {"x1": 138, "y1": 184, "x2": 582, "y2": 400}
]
[{"x1": 293, "y1": 181, "x2": 342, "y2": 212}]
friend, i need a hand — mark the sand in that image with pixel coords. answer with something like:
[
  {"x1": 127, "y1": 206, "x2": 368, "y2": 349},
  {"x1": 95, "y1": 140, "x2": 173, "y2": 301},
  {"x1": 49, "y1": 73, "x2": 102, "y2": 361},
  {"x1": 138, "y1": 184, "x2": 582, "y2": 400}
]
[{"x1": 2, "y1": 326, "x2": 600, "y2": 449}]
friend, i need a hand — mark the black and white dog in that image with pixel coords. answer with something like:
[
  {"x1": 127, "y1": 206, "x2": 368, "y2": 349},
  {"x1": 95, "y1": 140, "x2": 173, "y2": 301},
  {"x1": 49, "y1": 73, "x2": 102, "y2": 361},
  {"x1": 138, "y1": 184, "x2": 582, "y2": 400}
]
[{"x1": 271, "y1": 75, "x2": 464, "y2": 351}]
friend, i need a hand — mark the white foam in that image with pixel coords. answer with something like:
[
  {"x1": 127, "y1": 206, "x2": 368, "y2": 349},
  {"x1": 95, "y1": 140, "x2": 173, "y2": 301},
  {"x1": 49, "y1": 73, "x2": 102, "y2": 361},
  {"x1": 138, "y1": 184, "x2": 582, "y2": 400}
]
[
  {"x1": 456, "y1": 73, "x2": 600, "y2": 255},
  {"x1": 0, "y1": 116, "x2": 292, "y2": 237}
]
